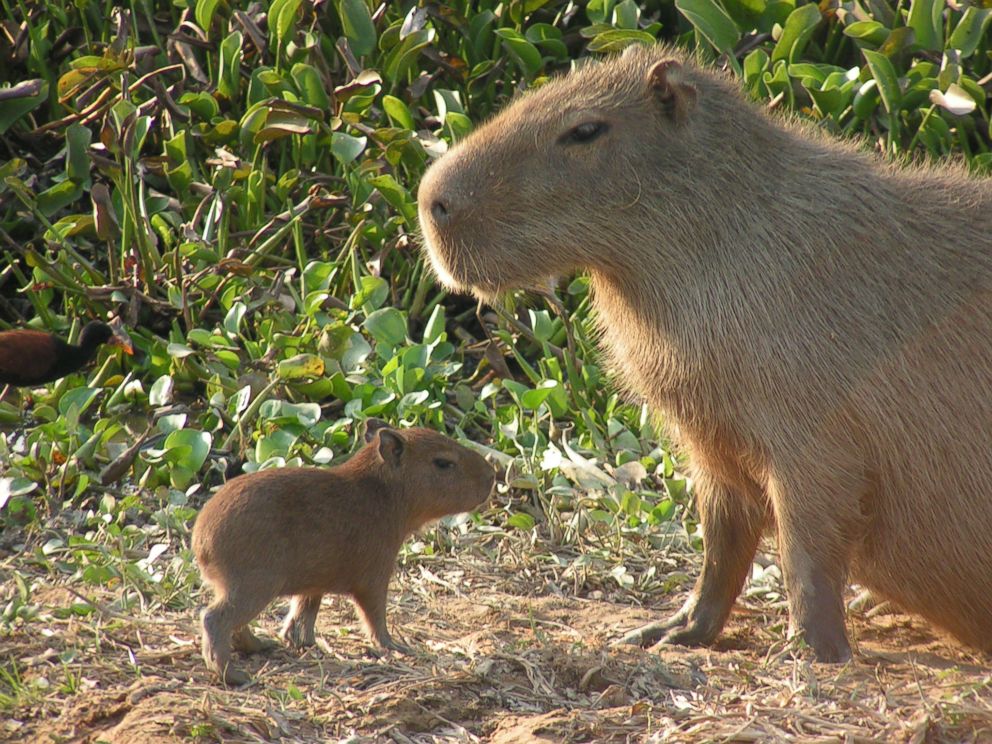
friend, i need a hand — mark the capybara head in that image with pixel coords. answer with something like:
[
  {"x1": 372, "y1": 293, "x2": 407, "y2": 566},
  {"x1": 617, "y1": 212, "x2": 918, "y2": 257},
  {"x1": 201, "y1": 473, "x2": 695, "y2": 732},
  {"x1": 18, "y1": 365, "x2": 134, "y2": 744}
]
[
  {"x1": 418, "y1": 44, "x2": 716, "y2": 300},
  {"x1": 363, "y1": 419, "x2": 495, "y2": 521}
]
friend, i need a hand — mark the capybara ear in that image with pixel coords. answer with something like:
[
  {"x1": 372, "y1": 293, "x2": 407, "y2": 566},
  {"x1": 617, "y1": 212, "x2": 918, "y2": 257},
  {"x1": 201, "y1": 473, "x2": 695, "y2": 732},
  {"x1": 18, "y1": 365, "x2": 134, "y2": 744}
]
[
  {"x1": 364, "y1": 418, "x2": 390, "y2": 443},
  {"x1": 646, "y1": 59, "x2": 697, "y2": 123},
  {"x1": 375, "y1": 428, "x2": 405, "y2": 466}
]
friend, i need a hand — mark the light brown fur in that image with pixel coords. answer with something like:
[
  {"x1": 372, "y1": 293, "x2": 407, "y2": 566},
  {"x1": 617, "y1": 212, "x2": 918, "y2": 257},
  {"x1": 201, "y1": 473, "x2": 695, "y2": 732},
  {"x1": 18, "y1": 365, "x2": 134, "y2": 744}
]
[
  {"x1": 417, "y1": 43, "x2": 992, "y2": 662},
  {"x1": 192, "y1": 422, "x2": 495, "y2": 684}
]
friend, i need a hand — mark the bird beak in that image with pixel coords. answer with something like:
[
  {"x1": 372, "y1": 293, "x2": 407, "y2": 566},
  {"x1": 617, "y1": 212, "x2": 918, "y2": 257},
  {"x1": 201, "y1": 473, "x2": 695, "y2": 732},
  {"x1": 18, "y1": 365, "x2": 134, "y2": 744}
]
[{"x1": 108, "y1": 329, "x2": 134, "y2": 355}]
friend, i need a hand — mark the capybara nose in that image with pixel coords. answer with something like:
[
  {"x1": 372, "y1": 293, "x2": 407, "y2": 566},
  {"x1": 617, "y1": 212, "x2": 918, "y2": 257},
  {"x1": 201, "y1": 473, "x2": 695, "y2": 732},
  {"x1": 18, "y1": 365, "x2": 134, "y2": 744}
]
[{"x1": 430, "y1": 198, "x2": 450, "y2": 225}]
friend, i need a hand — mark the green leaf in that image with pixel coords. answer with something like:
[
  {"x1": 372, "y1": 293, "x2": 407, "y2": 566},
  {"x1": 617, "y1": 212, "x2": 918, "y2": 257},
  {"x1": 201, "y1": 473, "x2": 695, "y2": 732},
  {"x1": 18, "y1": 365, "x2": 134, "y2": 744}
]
[
  {"x1": 195, "y1": 0, "x2": 222, "y2": 33},
  {"x1": 270, "y1": 0, "x2": 304, "y2": 51},
  {"x1": 149, "y1": 375, "x2": 174, "y2": 407},
  {"x1": 587, "y1": 29, "x2": 658, "y2": 53},
  {"x1": 947, "y1": 8, "x2": 992, "y2": 59},
  {"x1": 843, "y1": 20, "x2": 888, "y2": 46},
  {"x1": 494, "y1": 28, "x2": 543, "y2": 78},
  {"x1": 0, "y1": 80, "x2": 48, "y2": 135},
  {"x1": 277, "y1": 353, "x2": 326, "y2": 379},
  {"x1": 165, "y1": 429, "x2": 212, "y2": 471},
  {"x1": 364, "y1": 307, "x2": 408, "y2": 349},
  {"x1": 383, "y1": 95, "x2": 415, "y2": 130},
  {"x1": 423, "y1": 303, "x2": 446, "y2": 344},
  {"x1": 337, "y1": 0, "x2": 377, "y2": 57},
  {"x1": 771, "y1": 4, "x2": 822, "y2": 63},
  {"x1": 383, "y1": 27, "x2": 435, "y2": 83},
  {"x1": 863, "y1": 49, "x2": 902, "y2": 113},
  {"x1": 906, "y1": 0, "x2": 942, "y2": 52},
  {"x1": 369, "y1": 174, "x2": 417, "y2": 223},
  {"x1": 331, "y1": 131, "x2": 367, "y2": 164},
  {"x1": 675, "y1": 0, "x2": 741, "y2": 57},
  {"x1": 507, "y1": 512, "x2": 536, "y2": 530}
]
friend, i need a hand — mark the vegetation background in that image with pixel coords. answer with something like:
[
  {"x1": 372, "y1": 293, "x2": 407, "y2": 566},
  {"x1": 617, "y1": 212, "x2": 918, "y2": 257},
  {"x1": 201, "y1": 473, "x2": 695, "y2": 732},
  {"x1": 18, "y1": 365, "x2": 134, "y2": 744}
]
[{"x1": 1, "y1": 0, "x2": 990, "y2": 740}]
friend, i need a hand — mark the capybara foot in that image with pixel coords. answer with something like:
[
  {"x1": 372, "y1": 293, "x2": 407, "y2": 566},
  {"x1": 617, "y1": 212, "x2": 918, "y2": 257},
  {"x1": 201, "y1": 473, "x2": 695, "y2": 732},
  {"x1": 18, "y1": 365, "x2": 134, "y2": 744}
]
[
  {"x1": 219, "y1": 663, "x2": 252, "y2": 686},
  {"x1": 280, "y1": 617, "x2": 316, "y2": 649},
  {"x1": 232, "y1": 626, "x2": 279, "y2": 654},
  {"x1": 794, "y1": 622, "x2": 852, "y2": 663},
  {"x1": 366, "y1": 639, "x2": 413, "y2": 658},
  {"x1": 617, "y1": 613, "x2": 687, "y2": 647}
]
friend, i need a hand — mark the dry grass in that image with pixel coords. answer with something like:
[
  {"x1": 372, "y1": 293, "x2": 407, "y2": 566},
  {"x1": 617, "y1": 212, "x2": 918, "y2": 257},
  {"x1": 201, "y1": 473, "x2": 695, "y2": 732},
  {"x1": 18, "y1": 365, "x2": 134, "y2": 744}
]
[{"x1": 3, "y1": 525, "x2": 992, "y2": 744}]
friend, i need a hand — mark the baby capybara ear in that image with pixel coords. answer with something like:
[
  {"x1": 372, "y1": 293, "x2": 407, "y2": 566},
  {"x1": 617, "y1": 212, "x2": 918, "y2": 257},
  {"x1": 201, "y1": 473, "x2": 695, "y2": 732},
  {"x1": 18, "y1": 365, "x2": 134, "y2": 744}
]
[
  {"x1": 646, "y1": 59, "x2": 697, "y2": 123},
  {"x1": 364, "y1": 418, "x2": 390, "y2": 443},
  {"x1": 374, "y1": 428, "x2": 405, "y2": 467}
]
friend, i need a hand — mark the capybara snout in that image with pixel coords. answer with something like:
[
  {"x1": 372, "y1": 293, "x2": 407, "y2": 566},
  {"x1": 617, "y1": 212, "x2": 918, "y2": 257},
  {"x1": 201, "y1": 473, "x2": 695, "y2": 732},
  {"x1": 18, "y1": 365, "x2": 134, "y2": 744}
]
[{"x1": 192, "y1": 421, "x2": 494, "y2": 685}]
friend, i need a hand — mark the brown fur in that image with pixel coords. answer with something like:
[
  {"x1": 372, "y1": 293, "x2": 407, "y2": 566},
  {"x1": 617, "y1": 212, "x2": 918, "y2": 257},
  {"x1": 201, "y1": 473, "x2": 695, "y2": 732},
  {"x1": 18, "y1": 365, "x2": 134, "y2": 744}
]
[
  {"x1": 417, "y1": 43, "x2": 992, "y2": 662},
  {"x1": 192, "y1": 422, "x2": 495, "y2": 684}
]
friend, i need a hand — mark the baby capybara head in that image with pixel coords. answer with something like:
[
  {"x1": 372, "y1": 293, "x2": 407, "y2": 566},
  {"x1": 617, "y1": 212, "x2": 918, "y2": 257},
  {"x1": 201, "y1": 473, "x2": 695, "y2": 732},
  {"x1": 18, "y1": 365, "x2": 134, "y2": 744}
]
[
  {"x1": 364, "y1": 419, "x2": 495, "y2": 520},
  {"x1": 418, "y1": 44, "x2": 717, "y2": 299}
]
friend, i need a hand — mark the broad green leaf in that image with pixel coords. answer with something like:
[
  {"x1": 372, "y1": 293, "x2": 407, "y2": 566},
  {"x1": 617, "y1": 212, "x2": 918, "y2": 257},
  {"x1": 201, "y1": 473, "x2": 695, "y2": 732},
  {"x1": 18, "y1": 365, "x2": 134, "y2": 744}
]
[
  {"x1": 384, "y1": 27, "x2": 435, "y2": 83},
  {"x1": 369, "y1": 174, "x2": 417, "y2": 223},
  {"x1": 843, "y1": 20, "x2": 888, "y2": 46},
  {"x1": 165, "y1": 428, "x2": 212, "y2": 470},
  {"x1": 337, "y1": 0, "x2": 377, "y2": 57},
  {"x1": 947, "y1": 8, "x2": 992, "y2": 59},
  {"x1": 149, "y1": 375, "x2": 174, "y2": 407},
  {"x1": 906, "y1": 0, "x2": 942, "y2": 52},
  {"x1": 587, "y1": 29, "x2": 658, "y2": 53},
  {"x1": 277, "y1": 353, "x2": 326, "y2": 379},
  {"x1": 507, "y1": 512, "x2": 536, "y2": 530},
  {"x1": 675, "y1": 0, "x2": 741, "y2": 56},
  {"x1": 771, "y1": 4, "x2": 822, "y2": 63},
  {"x1": 364, "y1": 307, "x2": 408, "y2": 349},
  {"x1": 331, "y1": 131, "x2": 367, "y2": 164},
  {"x1": 0, "y1": 80, "x2": 48, "y2": 135},
  {"x1": 494, "y1": 28, "x2": 543, "y2": 78},
  {"x1": 383, "y1": 95, "x2": 415, "y2": 130},
  {"x1": 195, "y1": 0, "x2": 222, "y2": 32},
  {"x1": 863, "y1": 50, "x2": 901, "y2": 113}
]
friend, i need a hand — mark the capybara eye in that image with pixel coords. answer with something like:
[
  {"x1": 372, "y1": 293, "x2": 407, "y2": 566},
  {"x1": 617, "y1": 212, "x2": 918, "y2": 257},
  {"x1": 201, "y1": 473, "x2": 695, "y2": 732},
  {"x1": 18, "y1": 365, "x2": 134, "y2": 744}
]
[
  {"x1": 433, "y1": 457, "x2": 455, "y2": 470},
  {"x1": 561, "y1": 121, "x2": 609, "y2": 145}
]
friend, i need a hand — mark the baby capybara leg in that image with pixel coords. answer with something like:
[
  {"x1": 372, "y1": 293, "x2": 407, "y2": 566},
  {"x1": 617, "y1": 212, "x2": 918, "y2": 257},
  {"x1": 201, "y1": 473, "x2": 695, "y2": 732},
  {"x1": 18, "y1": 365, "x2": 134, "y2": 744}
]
[
  {"x1": 622, "y1": 471, "x2": 766, "y2": 648},
  {"x1": 232, "y1": 625, "x2": 279, "y2": 654},
  {"x1": 353, "y1": 580, "x2": 411, "y2": 655},
  {"x1": 201, "y1": 587, "x2": 274, "y2": 685},
  {"x1": 280, "y1": 594, "x2": 322, "y2": 648}
]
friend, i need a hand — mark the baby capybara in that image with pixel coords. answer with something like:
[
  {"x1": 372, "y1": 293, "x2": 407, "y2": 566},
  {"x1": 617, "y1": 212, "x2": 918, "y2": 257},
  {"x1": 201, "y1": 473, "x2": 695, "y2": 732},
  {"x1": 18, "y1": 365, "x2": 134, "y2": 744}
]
[
  {"x1": 417, "y1": 43, "x2": 992, "y2": 661},
  {"x1": 192, "y1": 421, "x2": 495, "y2": 684}
]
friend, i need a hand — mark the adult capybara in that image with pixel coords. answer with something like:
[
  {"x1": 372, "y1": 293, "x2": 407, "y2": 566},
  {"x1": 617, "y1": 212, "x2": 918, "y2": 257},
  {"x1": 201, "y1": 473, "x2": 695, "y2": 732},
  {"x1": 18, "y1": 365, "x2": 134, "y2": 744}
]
[
  {"x1": 192, "y1": 420, "x2": 495, "y2": 684},
  {"x1": 417, "y1": 43, "x2": 992, "y2": 662}
]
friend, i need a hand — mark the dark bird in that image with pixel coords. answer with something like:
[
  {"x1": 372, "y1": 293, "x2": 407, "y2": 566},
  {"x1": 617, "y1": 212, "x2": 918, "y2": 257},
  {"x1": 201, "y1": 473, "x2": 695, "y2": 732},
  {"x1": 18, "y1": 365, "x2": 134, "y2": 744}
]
[{"x1": 0, "y1": 321, "x2": 133, "y2": 386}]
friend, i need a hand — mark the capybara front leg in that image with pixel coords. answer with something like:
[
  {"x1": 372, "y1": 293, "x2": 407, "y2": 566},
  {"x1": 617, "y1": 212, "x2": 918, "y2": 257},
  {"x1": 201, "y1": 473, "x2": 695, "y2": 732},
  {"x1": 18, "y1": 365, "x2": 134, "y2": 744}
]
[
  {"x1": 770, "y1": 474, "x2": 855, "y2": 662},
  {"x1": 621, "y1": 470, "x2": 766, "y2": 648},
  {"x1": 352, "y1": 580, "x2": 412, "y2": 655}
]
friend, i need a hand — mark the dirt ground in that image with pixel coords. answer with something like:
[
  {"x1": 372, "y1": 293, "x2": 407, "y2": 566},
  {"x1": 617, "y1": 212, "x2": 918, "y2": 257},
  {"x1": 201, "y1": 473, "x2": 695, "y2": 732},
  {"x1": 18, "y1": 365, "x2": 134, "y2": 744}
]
[{"x1": 4, "y1": 539, "x2": 992, "y2": 744}]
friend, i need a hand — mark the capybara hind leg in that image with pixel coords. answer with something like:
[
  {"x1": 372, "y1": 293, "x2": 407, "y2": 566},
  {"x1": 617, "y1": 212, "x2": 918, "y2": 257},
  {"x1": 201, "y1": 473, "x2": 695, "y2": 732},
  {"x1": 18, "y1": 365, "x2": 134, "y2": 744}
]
[
  {"x1": 201, "y1": 587, "x2": 274, "y2": 685},
  {"x1": 232, "y1": 625, "x2": 279, "y2": 654},
  {"x1": 280, "y1": 593, "x2": 322, "y2": 649},
  {"x1": 622, "y1": 471, "x2": 766, "y2": 648},
  {"x1": 353, "y1": 581, "x2": 412, "y2": 655}
]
